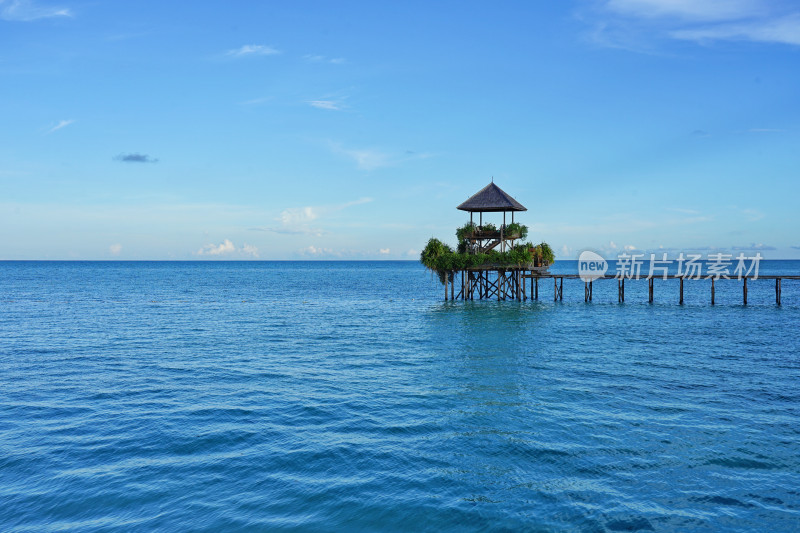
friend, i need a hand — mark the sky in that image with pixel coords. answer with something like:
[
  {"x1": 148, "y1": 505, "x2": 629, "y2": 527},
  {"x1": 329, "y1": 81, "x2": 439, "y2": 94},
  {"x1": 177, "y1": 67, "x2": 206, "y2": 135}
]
[{"x1": 1, "y1": 0, "x2": 799, "y2": 260}]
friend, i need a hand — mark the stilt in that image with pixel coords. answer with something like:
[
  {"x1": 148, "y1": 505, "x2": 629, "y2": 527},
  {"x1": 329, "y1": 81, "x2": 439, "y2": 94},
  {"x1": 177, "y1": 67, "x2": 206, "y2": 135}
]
[
  {"x1": 590, "y1": 280, "x2": 593, "y2": 302},
  {"x1": 584, "y1": 282, "x2": 589, "y2": 302},
  {"x1": 621, "y1": 278, "x2": 625, "y2": 303},
  {"x1": 522, "y1": 272, "x2": 526, "y2": 300},
  {"x1": 648, "y1": 278, "x2": 654, "y2": 303},
  {"x1": 618, "y1": 278, "x2": 622, "y2": 303},
  {"x1": 498, "y1": 270, "x2": 502, "y2": 301},
  {"x1": 444, "y1": 273, "x2": 448, "y2": 300},
  {"x1": 451, "y1": 272, "x2": 455, "y2": 300},
  {"x1": 711, "y1": 278, "x2": 715, "y2": 305},
  {"x1": 554, "y1": 277, "x2": 558, "y2": 302},
  {"x1": 535, "y1": 277, "x2": 539, "y2": 300},
  {"x1": 560, "y1": 277, "x2": 563, "y2": 301},
  {"x1": 777, "y1": 278, "x2": 782, "y2": 306},
  {"x1": 679, "y1": 277, "x2": 684, "y2": 305},
  {"x1": 743, "y1": 277, "x2": 747, "y2": 306}
]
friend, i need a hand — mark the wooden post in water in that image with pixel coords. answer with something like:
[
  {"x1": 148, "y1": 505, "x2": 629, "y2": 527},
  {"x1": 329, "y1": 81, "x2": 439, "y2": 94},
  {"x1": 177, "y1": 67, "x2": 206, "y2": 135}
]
[
  {"x1": 648, "y1": 278, "x2": 654, "y2": 303},
  {"x1": 535, "y1": 278, "x2": 539, "y2": 300},
  {"x1": 554, "y1": 277, "x2": 558, "y2": 302},
  {"x1": 590, "y1": 280, "x2": 593, "y2": 302},
  {"x1": 584, "y1": 282, "x2": 589, "y2": 302},
  {"x1": 445, "y1": 273, "x2": 449, "y2": 300},
  {"x1": 679, "y1": 277, "x2": 684, "y2": 305},
  {"x1": 711, "y1": 278, "x2": 715, "y2": 305},
  {"x1": 777, "y1": 278, "x2": 782, "y2": 306},
  {"x1": 620, "y1": 278, "x2": 625, "y2": 303},
  {"x1": 743, "y1": 277, "x2": 748, "y2": 306},
  {"x1": 451, "y1": 272, "x2": 455, "y2": 300},
  {"x1": 560, "y1": 277, "x2": 563, "y2": 301}
]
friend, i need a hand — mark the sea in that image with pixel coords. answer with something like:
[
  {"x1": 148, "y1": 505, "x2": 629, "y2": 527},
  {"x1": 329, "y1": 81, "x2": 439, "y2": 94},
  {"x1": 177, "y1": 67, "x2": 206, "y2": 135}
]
[{"x1": 1, "y1": 260, "x2": 799, "y2": 532}]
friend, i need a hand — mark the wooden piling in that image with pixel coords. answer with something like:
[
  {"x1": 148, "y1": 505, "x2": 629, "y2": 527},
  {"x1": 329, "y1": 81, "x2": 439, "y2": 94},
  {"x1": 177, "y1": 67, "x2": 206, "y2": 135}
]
[
  {"x1": 559, "y1": 277, "x2": 563, "y2": 301},
  {"x1": 777, "y1": 278, "x2": 782, "y2": 306},
  {"x1": 711, "y1": 278, "x2": 715, "y2": 306},
  {"x1": 679, "y1": 277, "x2": 684, "y2": 305},
  {"x1": 585, "y1": 282, "x2": 589, "y2": 302},
  {"x1": 445, "y1": 273, "x2": 448, "y2": 300},
  {"x1": 590, "y1": 280, "x2": 593, "y2": 302},
  {"x1": 743, "y1": 277, "x2": 747, "y2": 306},
  {"x1": 554, "y1": 277, "x2": 558, "y2": 302},
  {"x1": 648, "y1": 278, "x2": 654, "y2": 303}
]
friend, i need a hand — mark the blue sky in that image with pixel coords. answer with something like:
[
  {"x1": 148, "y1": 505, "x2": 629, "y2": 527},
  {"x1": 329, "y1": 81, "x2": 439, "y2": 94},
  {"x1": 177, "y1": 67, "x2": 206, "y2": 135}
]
[{"x1": 1, "y1": 0, "x2": 799, "y2": 260}]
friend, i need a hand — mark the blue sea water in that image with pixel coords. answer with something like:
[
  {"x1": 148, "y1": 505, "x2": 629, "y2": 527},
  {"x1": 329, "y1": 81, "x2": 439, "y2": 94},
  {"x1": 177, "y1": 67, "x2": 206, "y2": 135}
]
[{"x1": 1, "y1": 260, "x2": 799, "y2": 532}]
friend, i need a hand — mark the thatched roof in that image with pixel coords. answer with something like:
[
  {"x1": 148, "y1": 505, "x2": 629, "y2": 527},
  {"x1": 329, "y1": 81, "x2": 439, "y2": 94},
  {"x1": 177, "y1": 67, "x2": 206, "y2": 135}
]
[{"x1": 457, "y1": 182, "x2": 527, "y2": 212}]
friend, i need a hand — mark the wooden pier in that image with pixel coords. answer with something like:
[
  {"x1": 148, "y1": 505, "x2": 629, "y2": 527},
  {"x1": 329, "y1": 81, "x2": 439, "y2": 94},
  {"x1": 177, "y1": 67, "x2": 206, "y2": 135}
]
[{"x1": 444, "y1": 270, "x2": 797, "y2": 306}]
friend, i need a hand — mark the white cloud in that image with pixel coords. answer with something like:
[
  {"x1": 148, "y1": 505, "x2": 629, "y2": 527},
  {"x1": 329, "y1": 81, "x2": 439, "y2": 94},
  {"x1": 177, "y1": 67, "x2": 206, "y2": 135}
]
[
  {"x1": 671, "y1": 13, "x2": 800, "y2": 45},
  {"x1": 0, "y1": 0, "x2": 71, "y2": 21},
  {"x1": 406, "y1": 249, "x2": 419, "y2": 257},
  {"x1": 239, "y1": 96, "x2": 272, "y2": 106},
  {"x1": 241, "y1": 243, "x2": 260, "y2": 257},
  {"x1": 226, "y1": 44, "x2": 280, "y2": 57},
  {"x1": 606, "y1": 0, "x2": 762, "y2": 22},
  {"x1": 742, "y1": 208, "x2": 765, "y2": 221},
  {"x1": 301, "y1": 245, "x2": 336, "y2": 256},
  {"x1": 197, "y1": 239, "x2": 236, "y2": 256},
  {"x1": 588, "y1": 0, "x2": 800, "y2": 47},
  {"x1": 303, "y1": 54, "x2": 346, "y2": 64},
  {"x1": 195, "y1": 239, "x2": 259, "y2": 258},
  {"x1": 344, "y1": 148, "x2": 390, "y2": 170},
  {"x1": 379, "y1": 248, "x2": 390, "y2": 255},
  {"x1": 308, "y1": 100, "x2": 343, "y2": 111},
  {"x1": 109, "y1": 243, "x2": 122, "y2": 255},
  {"x1": 45, "y1": 119, "x2": 74, "y2": 134},
  {"x1": 280, "y1": 206, "x2": 318, "y2": 225}
]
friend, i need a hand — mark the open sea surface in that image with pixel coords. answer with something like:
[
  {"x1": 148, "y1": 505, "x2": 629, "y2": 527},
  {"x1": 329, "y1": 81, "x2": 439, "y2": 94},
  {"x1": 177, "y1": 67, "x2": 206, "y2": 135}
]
[{"x1": 1, "y1": 260, "x2": 799, "y2": 532}]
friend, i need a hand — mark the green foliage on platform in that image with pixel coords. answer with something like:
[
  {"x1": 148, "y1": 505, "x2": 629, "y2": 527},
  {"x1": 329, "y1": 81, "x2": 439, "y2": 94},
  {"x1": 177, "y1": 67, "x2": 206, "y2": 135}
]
[
  {"x1": 504, "y1": 222, "x2": 528, "y2": 240},
  {"x1": 421, "y1": 238, "x2": 553, "y2": 285},
  {"x1": 531, "y1": 242, "x2": 555, "y2": 266}
]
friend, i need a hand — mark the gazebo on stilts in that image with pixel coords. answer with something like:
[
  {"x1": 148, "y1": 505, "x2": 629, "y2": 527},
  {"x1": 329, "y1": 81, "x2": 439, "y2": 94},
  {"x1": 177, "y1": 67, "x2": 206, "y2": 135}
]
[{"x1": 443, "y1": 181, "x2": 551, "y2": 301}]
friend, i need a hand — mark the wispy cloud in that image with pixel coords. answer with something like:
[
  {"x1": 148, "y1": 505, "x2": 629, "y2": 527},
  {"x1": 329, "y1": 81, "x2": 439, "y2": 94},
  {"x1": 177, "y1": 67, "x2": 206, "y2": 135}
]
[
  {"x1": 45, "y1": 119, "x2": 74, "y2": 134},
  {"x1": 671, "y1": 13, "x2": 800, "y2": 45},
  {"x1": 226, "y1": 44, "x2": 281, "y2": 57},
  {"x1": 109, "y1": 243, "x2": 122, "y2": 256},
  {"x1": 0, "y1": 0, "x2": 71, "y2": 21},
  {"x1": 308, "y1": 100, "x2": 343, "y2": 111},
  {"x1": 605, "y1": 0, "x2": 763, "y2": 22},
  {"x1": 338, "y1": 146, "x2": 391, "y2": 170},
  {"x1": 239, "y1": 96, "x2": 272, "y2": 106},
  {"x1": 328, "y1": 142, "x2": 434, "y2": 171},
  {"x1": 254, "y1": 197, "x2": 373, "y2": 236},
  {"x1": 195, "y1": 239, "x2": 259, "y2": 258},
  {"x1": 748, "y1": 127, "x2": 786, "y2": 133},
  {"x1": 114, "y1": 153, "x2": 159, "y2": 163},
  {"x1": 584, "y1": 0, "x2": 800, "y2": 48},
  {"x1": 303, "y1": 54, "x2": 346, "y2": 64}
]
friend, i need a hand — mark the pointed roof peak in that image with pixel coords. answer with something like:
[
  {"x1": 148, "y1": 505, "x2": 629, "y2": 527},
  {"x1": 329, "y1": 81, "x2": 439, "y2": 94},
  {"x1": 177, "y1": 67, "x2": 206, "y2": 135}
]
[{"x1": 457, "y1": 181, "x2": 527, "y2": 212}]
